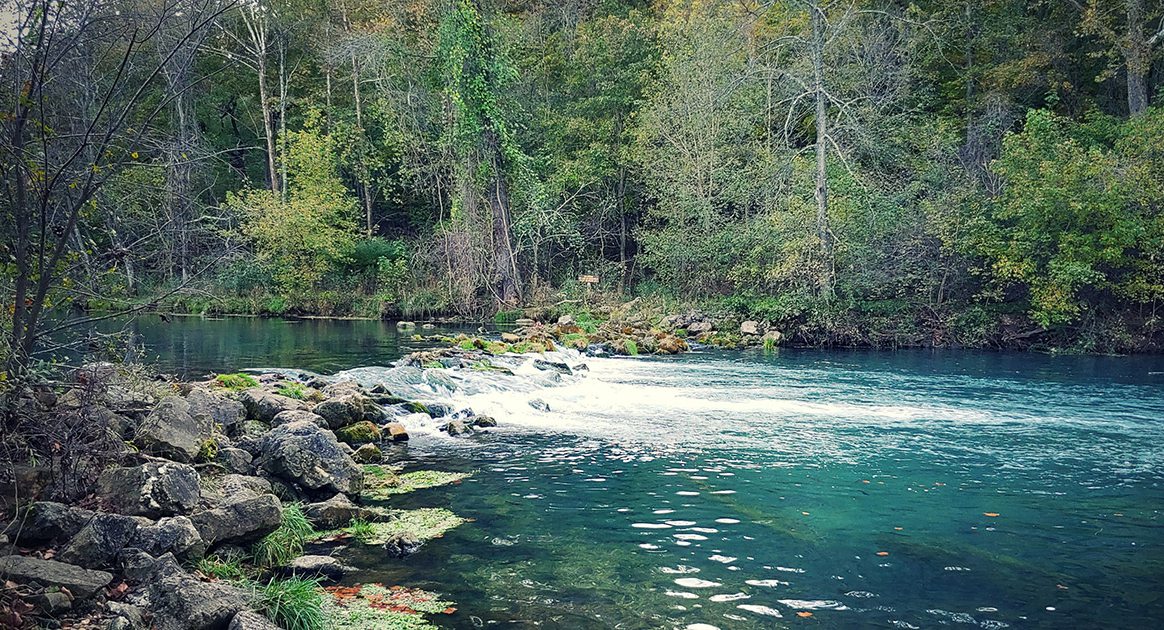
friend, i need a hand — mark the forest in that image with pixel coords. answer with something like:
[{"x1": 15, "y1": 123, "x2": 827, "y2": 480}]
[{"x1": 3, "y1": 0, "x2": 1164, "y2": 362}]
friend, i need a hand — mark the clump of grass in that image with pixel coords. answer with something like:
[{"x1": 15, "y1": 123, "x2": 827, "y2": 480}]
[
  {"x1": 216, "y1": 372, "x2": 259, "y2": 390},
  {"x1": 346, "y1": 518, "x2": 376, "y2": 543},
  {"x1": 253, "y1": 504, "x2": 316, "y2": 568},
  {"x1": 763, "y1": 334, "x2": 779, "y2": 353},
  {"x1": 276, "y1": 382, "x2": 308, "y2": 399},
  {"x1": 624, "y1": 340, "x2": 639, "y2": 356},
  {"x1": 253, "y1": 577, "x2": 327, "y2": 630},
  {"x1": 196, "y1": 551, "x2": 249, "y2": 581}
]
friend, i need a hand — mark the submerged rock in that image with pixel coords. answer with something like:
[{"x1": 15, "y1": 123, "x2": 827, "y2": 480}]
[
  {"x1": 533, "y1": 358, "x2": 573, "y2": 375},
  {"x1": 472, "y1": 415, "x2": 498, "y2": 428},
  {"x1": 529, "y1": 398, "x2": 550, "y2": 412},
  {"x1": 0, "y1": 555, "x2": 113, "y2": 599},
  {"x1": 441, "y1": 419, "x2": 472, "y2": 436}
]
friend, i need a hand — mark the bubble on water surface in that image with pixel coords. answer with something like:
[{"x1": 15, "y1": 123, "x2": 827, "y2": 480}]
[
  {"x1": 675, "y1": 578, "x2": 722, "y2": 588},
  {"x1": 710, "y1": 490, "x2": 736, "y2": 495},
  {"x1": 709, "y1": 593, "x2": 750, "y2": 602},
  {"x1": 676, "y1": 491, "x2": 700, "y2": 496},
  {"x1": 737, "y1": 604, "x2": 783, "y2": 617},
  {"x1": 632, "y1": 523, "x2": 672, "y2": 529}
]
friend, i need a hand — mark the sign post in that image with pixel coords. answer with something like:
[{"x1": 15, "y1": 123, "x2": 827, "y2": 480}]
[{"x1": 578, "y1": 274, "x2": 599, "y2": 307}]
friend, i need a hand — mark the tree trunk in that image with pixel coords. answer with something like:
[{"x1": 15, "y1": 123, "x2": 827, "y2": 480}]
[
  {"x1": 810, "y1": 1, "x2": 834, "y2": 296},
  {"x1": 257, "y1": 56, "x2": 278, "y2": 194},
  {"x1": 484, "y1": 129, "x2": 521, "y2": 306},
  {"x1": 1124, "y1": 0, "x2": 1150, "y2": 115}
]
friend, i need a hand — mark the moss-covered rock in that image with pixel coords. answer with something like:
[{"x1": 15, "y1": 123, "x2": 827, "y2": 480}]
[{"x1": 334, "y1": 421, "x2": 382, "y2": 444}]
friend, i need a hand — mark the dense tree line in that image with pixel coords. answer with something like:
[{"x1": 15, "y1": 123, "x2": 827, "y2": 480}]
[{"x1": 2, "y1": 0, "x2": 1163, "y2": 368}]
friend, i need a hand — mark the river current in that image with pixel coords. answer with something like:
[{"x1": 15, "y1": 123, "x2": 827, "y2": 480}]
[{"x1": 98, "y1": 316, "x2": 1164, "y2": 628}]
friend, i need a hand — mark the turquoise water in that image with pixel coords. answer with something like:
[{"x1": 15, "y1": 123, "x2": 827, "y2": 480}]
[{"x1": 103, "y1": 316, "x2": 1164, "y2": 628}]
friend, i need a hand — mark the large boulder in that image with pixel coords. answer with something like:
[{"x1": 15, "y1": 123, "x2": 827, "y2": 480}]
[
  {"x1": 134, "y1": 396, "x2": 214, "y2": 462},
  {"x1": 131, "y1": 516, "x2": 206, "y2": 562},
  {"x1": 229, "y1": 611, "x2": 281, "y2": 630},
  {"x1": 271, "y1": 409, "x2": 327, "y2": 428},
  {"x1": 58, "y1": 513, "x2": 140, "y2": 568},
  {"x1": 739, "y1": 320, "x2": 763, "y2": 336},
  {"x1": 129, "y1": 553, "x2": 247, "y2": 630},
  {"x1": 687, "y1": 321, "x2": 714, "y2": 334},
  {"x1": 313, "y1": 393, "x2": 384, "y2": 430},
  {"x1": 0, "y1": 555, "x2": 113, "y2": 599},
  {"x1": 186, "y1": 389, "x2": 246, "y2": 433},
  {"x1": 657, "y1": 335, "x2": 689, "y2": 355},
  {"x1": 4, "y1": 502, "x2": 96, "y2": 545},
  {"x1": 256, "y1": 421, "x2": 363, "y2": 497},
  {"x1": 190, "y1": 494, "x2": 282, "y2": 547},
  {"x1": 302, "y1": 493, "x2": 361, "y2": 530},
  {"x1": 97, "y1": 462, "x2": 201, "y2": 518},
  {"x1": 240, "y1": 389, "x2": 307, "y2": 422}
]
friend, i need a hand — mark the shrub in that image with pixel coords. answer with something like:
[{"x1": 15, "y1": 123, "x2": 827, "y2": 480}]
[{"x1": 624, "y1": 340, "x2": 639, "y2": 355}]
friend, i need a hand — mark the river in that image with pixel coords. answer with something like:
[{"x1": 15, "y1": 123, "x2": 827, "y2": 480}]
[{"x1": 94, "y1": 315, "x2": 1164, "y2": 629}]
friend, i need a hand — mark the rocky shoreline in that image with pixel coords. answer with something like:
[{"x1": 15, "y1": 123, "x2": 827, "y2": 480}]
[{"x1": 0, "y1": 341, "x2": 592, "y2": 629}]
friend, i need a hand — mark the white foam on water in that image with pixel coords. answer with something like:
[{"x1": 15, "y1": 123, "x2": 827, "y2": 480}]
[
  {"x1": 667, "y1": 592, "x2": 701, "y2": 600},
  {"x1": 715, "y1": 518, "x2": 741, "y2": 524},
  {"x1": 745, "y1": 579, "x2": 789, "y2": 587},
  {"x1": 780, "y1": 599, "x2": 849, "y2": 610},
  {"x1": 674, "y1": 533, "x2": 709, "y2": 541},
  {"x1": 709, "y1": 593, "x2": 750, "y2": 602},
  {"x1": 632, "y1": 523, "x2": 672, "y2": 529},
  {"x1": 659, "y1": 565, "x2": 701, "y2": 574},
  {"x1": 675, "y1": 578, "x2": 722, "y2": 588},
  {"x1": 665, "y1": 520, "x2": 697, "y2": 526},
  {"x1": 737, "y1": 604, "x2": 783, "y2": 617},
  {"x1": 708, "y1": 555, "x2": 737, "y2": 564}
]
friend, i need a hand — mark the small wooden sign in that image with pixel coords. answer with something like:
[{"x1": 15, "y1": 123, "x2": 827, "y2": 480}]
[{"x1": 578, "y1": 274, "x2": 599, "y2": 284}]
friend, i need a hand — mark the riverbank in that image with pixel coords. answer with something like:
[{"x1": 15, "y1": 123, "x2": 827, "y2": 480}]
[
  {"x1": 0, "y1": 345, "x2": 573, "y2": 629},
  {"x1": 80, "y1": 289, "x2": 1163, "y2": 355}
]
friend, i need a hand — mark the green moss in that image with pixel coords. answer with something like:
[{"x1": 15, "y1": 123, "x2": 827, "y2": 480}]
[
  {"x1": 335, "y1": 421, "x2": 382, "y2": 444},
  {"x1": 484, "y1": 341, "x2": 511, "y2": 354},
  {"x1": 362, "y1": 468, "x2": 471, "y2": 500},
  {"x1": 354, "y1": 508, "x2": 465, "y2": 545},
  {"x1": 322, "y1": 583, "x2": 454, "y2": 629},
  {"x1": 493, "y1": 309, "x2": 522, "y2": 324},
  {"x1": 216, "y1": 373, "x2": 259, "y2": 390},
  {"x1": 560, "y1": 333, "x2": 589, "y2": 349},
  {"x1": 422, "y1": 361, "x2": 443, "y2": 369},
  {"x1": 401, "y1": 401, "x2": 429, "y2": 415}
]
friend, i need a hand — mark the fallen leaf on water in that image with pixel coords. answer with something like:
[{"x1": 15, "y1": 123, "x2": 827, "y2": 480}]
[
  {"x1": 861, "y1": 480, "x2": 870, "y2": 484},
  {"x1": 796, "y1": 611, "x2": 814, "y2": 618},
  {"x1": 801, "y1": 512, "x2": 810, "y2": 516},
  {"x1": 876, "y1": 551, "x2": 889, "y2": 556},
  {"x1": 442, "y1": 607, "x2": 457, "y2": 614},
  {"x1": 983, "y1": 512, "x2": 1000, "y2": 517}
]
